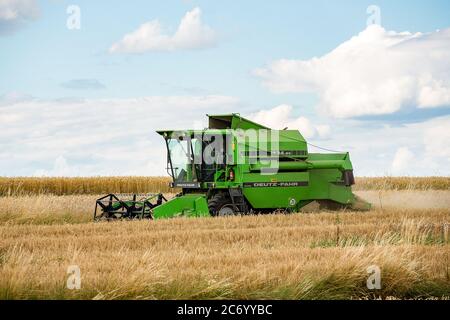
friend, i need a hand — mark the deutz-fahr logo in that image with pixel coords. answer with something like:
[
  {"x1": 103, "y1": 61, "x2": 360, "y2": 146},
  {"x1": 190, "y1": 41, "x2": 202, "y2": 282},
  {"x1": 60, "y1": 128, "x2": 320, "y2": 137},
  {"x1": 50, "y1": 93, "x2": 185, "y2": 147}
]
[
  {"x1": 244, "y1": 181, "x2": 308, "y2": 187},
  {"x1": 173, "y1": 182, "x2": 201, "y2": 188}
]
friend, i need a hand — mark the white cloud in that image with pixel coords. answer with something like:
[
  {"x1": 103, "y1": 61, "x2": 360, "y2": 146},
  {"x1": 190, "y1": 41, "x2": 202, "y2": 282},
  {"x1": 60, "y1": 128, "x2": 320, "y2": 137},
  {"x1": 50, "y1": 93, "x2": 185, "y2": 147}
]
[
  {"x1": 254, "y1": 25, "x2": 450, "y2": 118},
  {"x1": 0, "y1": 94, "x2": 239, "y2": 176},
  {"x1": 34, "y1": 156, "x2": 73, "y2": 177},
  {"x1": 418, "y1": 79, "x2": 450, "y2": 108},
  {"x1": 0, "y1": 0, "x2": 39, "y2": 34},
  {"x1": 316, "y1": 115, "x2": 450, "y2": 176},
  {"x1": 248, "y1": 104, "x2": 330, "y2": 139},
  {"x1": 391, "y1": 147, "x2": 415, "y2": 175},
  {"x1": 1, "y1": 92, "x2": 449, "y2": 177},
  {"x1": 0, "y1": 91, "x2": 33, "y2": 105},
  {"x1": 246, "y1": 106, "x2": 449, "y2": 176},
  {"x1": 423, "y1": 121, "x2": 450, "y2": 162},
  {"x1": 110, "y1": 7, "x2": 216, "y2": 53}
]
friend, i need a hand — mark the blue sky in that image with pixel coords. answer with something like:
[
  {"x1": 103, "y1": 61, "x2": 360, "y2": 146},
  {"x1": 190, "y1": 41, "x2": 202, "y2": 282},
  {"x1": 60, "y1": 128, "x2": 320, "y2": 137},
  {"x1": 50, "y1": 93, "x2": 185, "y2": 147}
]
[{"x1": 1, "y1": 0, "x2": 449, "y2": 176}]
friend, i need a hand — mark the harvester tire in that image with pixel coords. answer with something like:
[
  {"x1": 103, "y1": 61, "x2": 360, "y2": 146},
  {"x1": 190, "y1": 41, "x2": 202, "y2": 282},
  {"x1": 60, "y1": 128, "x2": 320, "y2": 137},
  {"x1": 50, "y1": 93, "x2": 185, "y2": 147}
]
[{"x1": 208, "y1": 193, "x2": 238, "y2": 217}]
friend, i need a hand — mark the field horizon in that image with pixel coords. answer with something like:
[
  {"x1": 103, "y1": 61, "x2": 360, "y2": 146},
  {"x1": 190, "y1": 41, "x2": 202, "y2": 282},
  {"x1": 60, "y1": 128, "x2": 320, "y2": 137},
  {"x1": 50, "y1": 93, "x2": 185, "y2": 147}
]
[{"x1": 1, "y1": 176, "x2": 449, "y2": 197}]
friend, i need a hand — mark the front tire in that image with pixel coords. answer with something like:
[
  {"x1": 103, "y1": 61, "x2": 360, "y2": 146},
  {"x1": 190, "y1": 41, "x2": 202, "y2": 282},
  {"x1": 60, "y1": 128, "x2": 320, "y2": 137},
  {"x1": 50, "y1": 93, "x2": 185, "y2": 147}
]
[{"x1": 208, "y1": 193, "x2": 239, "y2": 217}]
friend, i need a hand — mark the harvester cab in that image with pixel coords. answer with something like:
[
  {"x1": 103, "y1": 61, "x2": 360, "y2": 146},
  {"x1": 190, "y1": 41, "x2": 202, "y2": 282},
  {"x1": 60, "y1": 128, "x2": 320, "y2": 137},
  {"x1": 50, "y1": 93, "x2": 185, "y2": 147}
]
[{"x1": 94, "y1": 113, "x2": 369, "y2": 220}]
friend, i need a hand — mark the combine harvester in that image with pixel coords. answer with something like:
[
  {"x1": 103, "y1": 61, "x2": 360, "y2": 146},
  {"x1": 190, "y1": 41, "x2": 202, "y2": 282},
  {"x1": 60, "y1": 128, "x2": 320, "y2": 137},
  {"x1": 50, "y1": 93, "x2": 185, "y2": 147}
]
[{"x1": 94, "y1": 114, "x2": 369, "y2": 220}]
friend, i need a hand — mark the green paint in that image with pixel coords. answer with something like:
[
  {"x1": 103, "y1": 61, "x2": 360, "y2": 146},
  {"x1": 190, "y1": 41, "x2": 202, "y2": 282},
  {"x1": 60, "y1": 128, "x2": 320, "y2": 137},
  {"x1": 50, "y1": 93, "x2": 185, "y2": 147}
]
[
  {"x1": 153, "y1": 194, "x2": 209, "y2": 219},
  {"x1": 96, "y1": 113, "x2": 369, "y2": 220},
  {"x1": 152, "y1": 113, "x2": 369, "y2": 218}
]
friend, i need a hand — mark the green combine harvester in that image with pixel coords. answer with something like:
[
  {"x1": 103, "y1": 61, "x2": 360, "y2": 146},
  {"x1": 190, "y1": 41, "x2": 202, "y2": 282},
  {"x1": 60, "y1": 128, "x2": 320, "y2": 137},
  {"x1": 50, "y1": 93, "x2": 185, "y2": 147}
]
[{"x1": 94, "y1": 114, "x2": 369, "y2": 220}]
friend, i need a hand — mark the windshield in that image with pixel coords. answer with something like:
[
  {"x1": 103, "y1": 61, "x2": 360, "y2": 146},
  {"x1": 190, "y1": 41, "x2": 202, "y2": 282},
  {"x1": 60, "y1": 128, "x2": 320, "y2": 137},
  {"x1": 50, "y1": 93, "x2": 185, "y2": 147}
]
[
  {"x1": 167, "y1": 137, "x2": 201, "y2": 183},
  {"x1": 165, "y1": 133, "x2": 230, "y2": 184}
]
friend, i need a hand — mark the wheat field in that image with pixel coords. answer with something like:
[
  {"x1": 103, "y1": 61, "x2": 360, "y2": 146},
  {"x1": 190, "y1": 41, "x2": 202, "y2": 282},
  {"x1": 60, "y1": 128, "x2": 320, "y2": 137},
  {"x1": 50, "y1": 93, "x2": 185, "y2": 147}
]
[
  {"x1": 353, "y1": 177, "x2": 450, "y2": 191},
  {"x1": 1, "y1": 176, "x2": 449, "y2": 196},
  {"x1": 0, "y1": 176, "x2": 173, "y2": 196},
  {"x1": 0, "y1": 177, "x2": 449, "y2": 299}
]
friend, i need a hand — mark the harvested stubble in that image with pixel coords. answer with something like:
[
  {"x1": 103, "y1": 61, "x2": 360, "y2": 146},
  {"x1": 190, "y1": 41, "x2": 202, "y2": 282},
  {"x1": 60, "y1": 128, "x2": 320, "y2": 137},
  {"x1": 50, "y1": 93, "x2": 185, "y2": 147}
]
[
  {"x1": 0, "y1": 194, "x2": 176, "y2": 225},
  {"x1": 0, "y1": 207, "x2": 449, "y2": 299},
  {"x1": 0, "y1": 177, "x2": 448, "y2": 299}
]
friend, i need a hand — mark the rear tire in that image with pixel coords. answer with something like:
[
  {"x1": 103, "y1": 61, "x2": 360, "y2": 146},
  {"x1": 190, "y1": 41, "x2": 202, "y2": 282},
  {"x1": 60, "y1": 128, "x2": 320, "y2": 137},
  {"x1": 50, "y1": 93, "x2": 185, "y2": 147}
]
[{"x1": 208, "y1": 193, "x2": 238, "y2": 217}]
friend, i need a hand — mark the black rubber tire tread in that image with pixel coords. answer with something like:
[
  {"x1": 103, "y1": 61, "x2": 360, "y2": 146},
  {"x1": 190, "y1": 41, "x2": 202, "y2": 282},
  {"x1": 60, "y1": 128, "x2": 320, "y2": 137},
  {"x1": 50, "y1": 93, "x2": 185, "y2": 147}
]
[{"x1": 207, "y1": 192, "x2": 231, "y2": 216}]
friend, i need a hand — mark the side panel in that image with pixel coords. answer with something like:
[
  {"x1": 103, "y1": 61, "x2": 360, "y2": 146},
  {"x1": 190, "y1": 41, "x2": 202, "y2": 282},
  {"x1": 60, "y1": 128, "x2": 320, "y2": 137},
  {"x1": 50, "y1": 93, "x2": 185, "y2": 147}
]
[
  {"x1": 307, "y1": 168, "x2": 355, "y2": 205},
  {"x1": 242, "y1": 172, "x2": 309, "y2": 209},
  {"x1": 242, "y1": 164, "x2": 356, "y2": 209}
]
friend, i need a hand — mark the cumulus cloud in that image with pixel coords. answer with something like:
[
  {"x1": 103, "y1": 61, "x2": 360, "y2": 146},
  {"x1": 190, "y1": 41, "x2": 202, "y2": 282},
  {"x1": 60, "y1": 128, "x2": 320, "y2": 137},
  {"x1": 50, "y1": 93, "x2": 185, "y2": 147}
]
[
  {"x1": 254, "y1": 25, "x2": 450, "y2": 118},
  {"x1": 0, "y1": 94, "x2": 239, "y2": 176},
  {"x1": 391, "y1": 147, "x2": 415, "y2": 175},
  {"x1": 248, "y1": 104, "x2": 331, "y2": 139},
  {"x1": 423, "y1": 121, "x2": 450, "y2": 162},
  {"x1": 33, "y1": 156, "x2": 73, "y2": 177},
  {"x1": 110, "y1": 7, "x2": 216, "y2": 53},
  {"x1": 246, "y1": 106, "x2": 450, "y2": 176},
  {"x1": 315, "y1": 115, "x2": 450, "y2": 176},
  {"x1": 1, "y1": 92, "x2": 449, "y2": 177},
  {"x1": 0, "y1": 91, "x2": 33, "y2": 106},
  {"x1": 0, "y1": 0, "x2": 39, "y2": 35}
]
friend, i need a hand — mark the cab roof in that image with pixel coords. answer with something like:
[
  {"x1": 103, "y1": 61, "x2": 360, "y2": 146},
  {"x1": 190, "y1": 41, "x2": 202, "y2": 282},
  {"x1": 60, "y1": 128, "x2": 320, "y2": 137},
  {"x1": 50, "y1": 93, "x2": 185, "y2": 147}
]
[{"x1": 207, "y1": 114, "x2": 269, "y2": 130}]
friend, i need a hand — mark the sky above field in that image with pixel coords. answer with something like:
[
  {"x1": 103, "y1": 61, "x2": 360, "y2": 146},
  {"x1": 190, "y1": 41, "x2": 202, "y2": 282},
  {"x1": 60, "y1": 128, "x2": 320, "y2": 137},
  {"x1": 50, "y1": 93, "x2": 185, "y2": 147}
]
[{"x1": 1, "y1": 0, "x2": 449, "y2": 177}]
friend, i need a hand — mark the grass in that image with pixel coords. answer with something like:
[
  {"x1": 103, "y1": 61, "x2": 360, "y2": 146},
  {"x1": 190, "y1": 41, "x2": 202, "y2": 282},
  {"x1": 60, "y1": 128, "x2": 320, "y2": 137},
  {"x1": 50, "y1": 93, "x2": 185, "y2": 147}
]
[
  {"x1": 0, "y1": 176, "x2": 448, "y2": 196},
  {"x1": 0, "y1": 177, "x2": 448, "y2": 299}
]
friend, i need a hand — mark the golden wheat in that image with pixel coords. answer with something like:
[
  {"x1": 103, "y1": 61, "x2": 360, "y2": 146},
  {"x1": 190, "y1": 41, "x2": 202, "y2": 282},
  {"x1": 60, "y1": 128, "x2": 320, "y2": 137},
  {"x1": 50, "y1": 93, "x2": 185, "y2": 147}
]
[
  {"x1": 0, "y1": 176, "x2": 172, "y2": 196},
  {"x1": 0, "y1": 202, "x2": 448, "y2": 299},
  {"x1": 0, "y1": 178, "x2": 448, "y2": 299},
  {"x1": 0, "y1": 176, "x2": 448, "y2": 196},
  {"x1": 354, "y1": 176, "x2": 450, "y2": 191}
]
